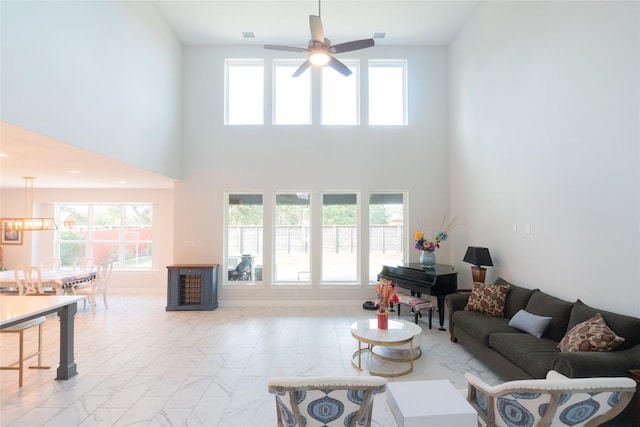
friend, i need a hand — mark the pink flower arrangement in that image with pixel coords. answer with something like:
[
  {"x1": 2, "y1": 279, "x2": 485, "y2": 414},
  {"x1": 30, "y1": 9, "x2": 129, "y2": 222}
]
[{"x1": 375, "y1": 278, "x2": 397, "y2": 314}]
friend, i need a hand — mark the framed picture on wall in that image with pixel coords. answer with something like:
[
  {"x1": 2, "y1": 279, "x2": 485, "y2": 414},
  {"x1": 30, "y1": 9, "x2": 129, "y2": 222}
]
[{"x1": 1, "y1": 221, "x2": 23, "y2": 245}]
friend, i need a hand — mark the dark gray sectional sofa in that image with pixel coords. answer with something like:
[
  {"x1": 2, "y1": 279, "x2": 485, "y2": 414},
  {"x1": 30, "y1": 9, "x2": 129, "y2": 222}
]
[{"x1": 446, "y1": 278, "x2": 640, "y2": 382}]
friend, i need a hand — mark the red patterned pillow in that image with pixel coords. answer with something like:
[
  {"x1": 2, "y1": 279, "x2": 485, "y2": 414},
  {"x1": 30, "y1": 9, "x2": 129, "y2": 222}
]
[
  {"x1": 558, "y1": 313, "x2": 625, "y2": 352},
  {"x1": 464, "y1": 282, "x2": 510, "y2": 318}
]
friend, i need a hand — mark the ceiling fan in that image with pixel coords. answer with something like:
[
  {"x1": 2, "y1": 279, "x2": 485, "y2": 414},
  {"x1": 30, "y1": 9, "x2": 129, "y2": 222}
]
[{"x1": 264, "y1": 0, "x2": 375, "y2": 77}]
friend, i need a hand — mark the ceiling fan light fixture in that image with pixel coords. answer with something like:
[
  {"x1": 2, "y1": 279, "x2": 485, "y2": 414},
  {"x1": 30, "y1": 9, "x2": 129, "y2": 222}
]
[
  {"x1": 309, "y1": 51, "x2": 330, "y2": 66},
  {"x1": 264, "y1": 2, "x2": 374, "y2": 77}
]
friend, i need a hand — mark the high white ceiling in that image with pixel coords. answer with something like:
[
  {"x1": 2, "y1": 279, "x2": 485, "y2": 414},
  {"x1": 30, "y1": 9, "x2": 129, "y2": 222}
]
[
  {"x1": 154, "y1": 1, "x2": 479, "y2": 46},
  {"x1": 0, "y1": 1, "x2": 478, "y2": 189}
]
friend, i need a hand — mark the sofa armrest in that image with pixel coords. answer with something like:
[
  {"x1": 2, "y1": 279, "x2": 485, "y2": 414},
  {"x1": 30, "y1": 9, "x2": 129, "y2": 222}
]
[
  {"x1": 552, "y1": 345, "x2": 640, "y2": 378},
  {"x1": 446, "y1": 293, "x2": 471, "y2": 342}
]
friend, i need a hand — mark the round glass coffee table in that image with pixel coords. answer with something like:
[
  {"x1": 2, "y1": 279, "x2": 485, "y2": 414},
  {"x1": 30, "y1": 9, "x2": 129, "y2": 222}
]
[{"x1": 350, "y1": 319, "x2": 422, "y2": 377}]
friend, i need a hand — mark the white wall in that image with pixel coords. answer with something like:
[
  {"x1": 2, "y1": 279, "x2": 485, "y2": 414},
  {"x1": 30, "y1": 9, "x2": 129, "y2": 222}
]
[
  {"x1": 175, "y1": 45, "x2": 451, "y2": 303},
  {"x1": 0, "y1": 188, "x2": 174, "y2": 293},
  {"x1": 0, "y1": 1, "x2": 182, "y2": 179},
  {"x1": 449, "y1": 1, "x2": 640, "y2": 316}
]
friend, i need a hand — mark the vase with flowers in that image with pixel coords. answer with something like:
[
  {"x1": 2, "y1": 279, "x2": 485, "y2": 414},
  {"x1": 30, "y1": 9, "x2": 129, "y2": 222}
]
[
  {"x1": 414, "y1": 215, "x2": 462, "y2": 269},
  {"x1": 375, "y1": 278, "x2": 397, "y2": 329}
]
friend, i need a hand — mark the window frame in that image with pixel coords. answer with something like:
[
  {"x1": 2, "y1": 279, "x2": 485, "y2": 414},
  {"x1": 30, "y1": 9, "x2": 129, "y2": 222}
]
[
  {"x1": 272, "y1": 59, "x2": 312, "y2": 125},
  {"x1": 320, "y1": 191, "x2": 361, "y2": 285},
  {"x1": 224, "y1": 191, "x2": 264, "y2": 286},
  {"x1": 368, "y1": 59, "x2": 408, "y2": 126},
  {"x1": 368, "y1": 191, "x2": 406, "y2": 283},
  {"x1": 321, "y1": 60, "x2": 360, "y2": 125},
  {"x1": 272, "y1": 191, "x2": 312, "y2": 286},
  {"x1": 224, "y1": 58, "x2": 265, "y2": 125},
  {"x1": 54, "y1": 203, "x2": 155, "y2": 271}
]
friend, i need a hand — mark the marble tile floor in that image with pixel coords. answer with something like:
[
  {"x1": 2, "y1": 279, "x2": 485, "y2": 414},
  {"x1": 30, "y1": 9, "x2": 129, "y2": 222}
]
[{"x1": 0, "y1": 295, "x2": 502, "y2": 426}]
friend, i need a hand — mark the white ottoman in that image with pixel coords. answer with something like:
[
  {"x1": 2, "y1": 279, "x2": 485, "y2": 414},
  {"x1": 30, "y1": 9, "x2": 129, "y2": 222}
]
[{"x1": 387, "y1": 380, "x2": 477, "y2": 427}]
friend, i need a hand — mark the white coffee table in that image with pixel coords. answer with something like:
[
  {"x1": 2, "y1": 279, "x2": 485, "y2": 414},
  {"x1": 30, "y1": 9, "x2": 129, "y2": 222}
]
[
  {"x1": 350, "y1": 319, "x2": 422, "y2": 377},
  {"x1": 387, "y1": 380, "x2": 477, "y2": 426}
]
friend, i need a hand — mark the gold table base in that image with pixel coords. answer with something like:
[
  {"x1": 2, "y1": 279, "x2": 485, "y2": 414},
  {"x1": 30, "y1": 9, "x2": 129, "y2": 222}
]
[{"x1": 351, "y1": 339, "x2": 415, "y2": 378}]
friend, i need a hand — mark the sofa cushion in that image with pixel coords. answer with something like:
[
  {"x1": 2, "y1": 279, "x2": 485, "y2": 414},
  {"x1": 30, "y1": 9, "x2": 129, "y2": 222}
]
[
  {"x1": 508, "y1": 309, "x2": 552, "y2": 339},
  {"x1": 524, "y1": 290, "x2": 573, "y2": 342},
  {"x1": 495, "y1": 277, "x2": 536, "y2": 319},
  {"x1": 558, "y1": 313, "x2": 625, "y2": 352},
  {"x1": 452, "y1": 310, "x2": 519, "y2": 346},
  {"x1": 464, "y1": 282, "x2": 510, "y2": 317},
  {"x1": 568, "y1": 300, "x2": 640, "y2": 351},
  {"x1": 489, "y1": 332, "x2": 560, "y2": 378}
]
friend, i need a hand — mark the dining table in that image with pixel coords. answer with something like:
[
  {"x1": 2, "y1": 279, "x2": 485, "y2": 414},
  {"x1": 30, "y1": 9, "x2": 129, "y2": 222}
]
[
  {"x1": 0, "y1": 295, "x2": 85, "y2": 380},
  {"x1": 0, "y1": 269, "x2": 96, "y2": 295}
]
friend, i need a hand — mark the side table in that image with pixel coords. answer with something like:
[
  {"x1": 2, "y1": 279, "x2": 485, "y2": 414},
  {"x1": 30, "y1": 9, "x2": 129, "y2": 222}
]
[
  {"x1": 629, "y1": 369, "x2": 640, "y2": 427},
  {"x1": 387, "y1": 380, "x2": 477, "y2": 426}
]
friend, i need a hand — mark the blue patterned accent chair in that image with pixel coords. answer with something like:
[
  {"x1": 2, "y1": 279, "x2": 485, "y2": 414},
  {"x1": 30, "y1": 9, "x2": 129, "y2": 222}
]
[
  {"x1": 267, "y1": 376, "x2": 387, "y2": 427},
  {"x1": 464, "y1": 370, "x2": 636, "y2": 427}
]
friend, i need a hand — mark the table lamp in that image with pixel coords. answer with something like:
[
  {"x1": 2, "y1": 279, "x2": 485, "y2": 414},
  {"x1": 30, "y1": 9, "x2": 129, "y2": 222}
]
[{"x1": 463, "y1": 247, "x2": 493, "y2": 283}]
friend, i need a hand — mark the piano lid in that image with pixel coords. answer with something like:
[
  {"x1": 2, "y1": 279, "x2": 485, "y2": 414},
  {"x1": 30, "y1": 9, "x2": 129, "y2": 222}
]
[
  {"x1": 403, "y1": 263, "x2": 455, "y2": 274},
  {"x1": 379, "y1": 263, "x2": 456, "y2": 286}
]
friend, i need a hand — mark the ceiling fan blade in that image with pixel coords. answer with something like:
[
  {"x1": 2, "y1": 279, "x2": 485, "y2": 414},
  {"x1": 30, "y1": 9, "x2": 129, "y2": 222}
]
[
  {"x1": 309, "y1": 15, "x2": 325, "y2": 44},
  {"x1": 292, "y1": 60, "x2": 312, "y2": 77},
  {"x1": 264, "y1": 45, "x2": 308, "y2": 53},
  {"x1": 327, "y1": 56, "x2": 352, "y2": 76},
  {"x1": 329, "y1": 39, "x2": 375, "y2": 54}
]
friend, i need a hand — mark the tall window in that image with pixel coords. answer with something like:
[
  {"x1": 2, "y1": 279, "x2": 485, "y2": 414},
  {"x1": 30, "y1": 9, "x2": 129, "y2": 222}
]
[
  {"x1": 273, "y1": 61, "x2": 311, "y2": 124},
  {"x1": 322, "y1": 193, "x2": 359, "y2": 283},
  {"x1": 369, "y1": 193, "x2": 405, "y2": 282},
  {"x1": 226, "y1": 193, "x2": 263, "y2": 283},
  {"x1": 321, "y1": 62, "x2": 359, "y2": 125},
  {"x1": 225, "y1": 60, "x2": 264, "y2": 125},
  {"x1": 274, "y1": 193, "x2": 311, "y2": 283},
  {"x1": 368, "y1": 60, "x2": 407, "y2": 125},
  {"x1": 56, "y1": 204, "x2": 153, "y2": 269}
]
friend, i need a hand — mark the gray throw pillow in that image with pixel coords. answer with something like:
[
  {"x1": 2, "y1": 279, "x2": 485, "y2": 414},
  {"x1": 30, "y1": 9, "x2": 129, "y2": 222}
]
[{"x1": 508, "y1": 309, "x2": 552, "y2": 339}]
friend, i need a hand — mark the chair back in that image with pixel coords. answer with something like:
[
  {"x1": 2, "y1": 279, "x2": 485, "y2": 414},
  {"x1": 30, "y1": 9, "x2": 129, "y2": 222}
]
[
  {"x1": 267, "y1": 376, "x2": 387, "y2": 427},
  {"x1": 465, "y1": 371, "x2": 636, "y2": 427},
  {"x1": 14, "y1": 266, "x2": 44, "y2": 295},
  {"x1": 94, "y1": 260, "x2": 113, "y2": 293},
  {"x1": 41, "y1": 257, "x2": 61, "y2": 271},
  {"x1": 73, "y1": 257, "x2": 94, "y2": 271}
]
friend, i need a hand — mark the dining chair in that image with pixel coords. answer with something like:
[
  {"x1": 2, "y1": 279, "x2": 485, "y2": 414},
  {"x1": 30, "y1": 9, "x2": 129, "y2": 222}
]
[
  {"x1": 41, "y1": 257, "x2": 61, "y2": 271},
  {"x1": 0, "y1": 266, "x2": 50, "y2": 387},
  {"x1": 72, "y1": 257, "x2": 94, "y2": 271},
  {"x1": 72, "y1": 259, "x2": 112, "y2": 314}
]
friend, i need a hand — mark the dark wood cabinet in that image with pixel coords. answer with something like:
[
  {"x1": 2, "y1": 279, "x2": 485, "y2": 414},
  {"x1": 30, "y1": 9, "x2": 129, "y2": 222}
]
[{"x1": 166, "y1": 264, "x2": 218, "y2": 311}]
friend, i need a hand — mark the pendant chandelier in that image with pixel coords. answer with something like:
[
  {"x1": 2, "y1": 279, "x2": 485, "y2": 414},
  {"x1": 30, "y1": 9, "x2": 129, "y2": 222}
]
[{"x1": 2, "y1": 176, "x2": 58, "y2": 231}]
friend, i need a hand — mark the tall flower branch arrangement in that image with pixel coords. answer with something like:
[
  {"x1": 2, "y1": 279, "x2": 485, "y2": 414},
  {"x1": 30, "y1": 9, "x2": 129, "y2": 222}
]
[
  {"x1": 414, "y1": 215, "x2": 463, "y2": 252},
  {"x1": 375, "y1": 278, "x2": 397, "y2": 315}
]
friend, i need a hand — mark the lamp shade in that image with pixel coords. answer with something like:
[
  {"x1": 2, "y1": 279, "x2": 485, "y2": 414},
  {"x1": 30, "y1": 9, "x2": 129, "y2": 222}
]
[{"x1": 463, "y1": 247, "x2": 493, "y2": 267}]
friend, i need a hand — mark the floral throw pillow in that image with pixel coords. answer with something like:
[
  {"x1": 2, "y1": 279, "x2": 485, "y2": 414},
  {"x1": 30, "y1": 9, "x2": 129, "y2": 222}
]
[
  {"x1": 464, "y1": 282, "x2": 510, "y2": 318},
  {"x1": 558, "y1": 313, "x2": 625, "y2": 352}
]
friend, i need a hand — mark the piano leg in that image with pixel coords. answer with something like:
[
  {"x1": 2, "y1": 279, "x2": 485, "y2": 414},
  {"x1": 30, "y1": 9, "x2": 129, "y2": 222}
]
[{"x1": 436, "y1": 295, "x2": 446, "y2": 331}]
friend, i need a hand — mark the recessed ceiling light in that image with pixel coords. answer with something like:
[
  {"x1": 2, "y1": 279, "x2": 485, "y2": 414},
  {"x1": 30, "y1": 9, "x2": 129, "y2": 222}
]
[
  {"x1": 242, "y1": 32, "x2": 255, "y2": 39},
  {"x1": 373, "y1": 32, "x2": 386, "y2": 39},
  {"x1": 118, "y1": 180, "x2": 127, "y2": 184},
  {"x1": 69, "y1": 170, "x2": 80, "y2": 174},
  {"x1": 0, "y1": 153, "x2": 8, "y2": 158}
]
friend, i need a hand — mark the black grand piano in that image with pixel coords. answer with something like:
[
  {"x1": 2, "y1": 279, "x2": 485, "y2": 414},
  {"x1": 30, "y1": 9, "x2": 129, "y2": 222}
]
[{"x1": 379, "y1": 263, "x2": 458, "y2": 330}]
